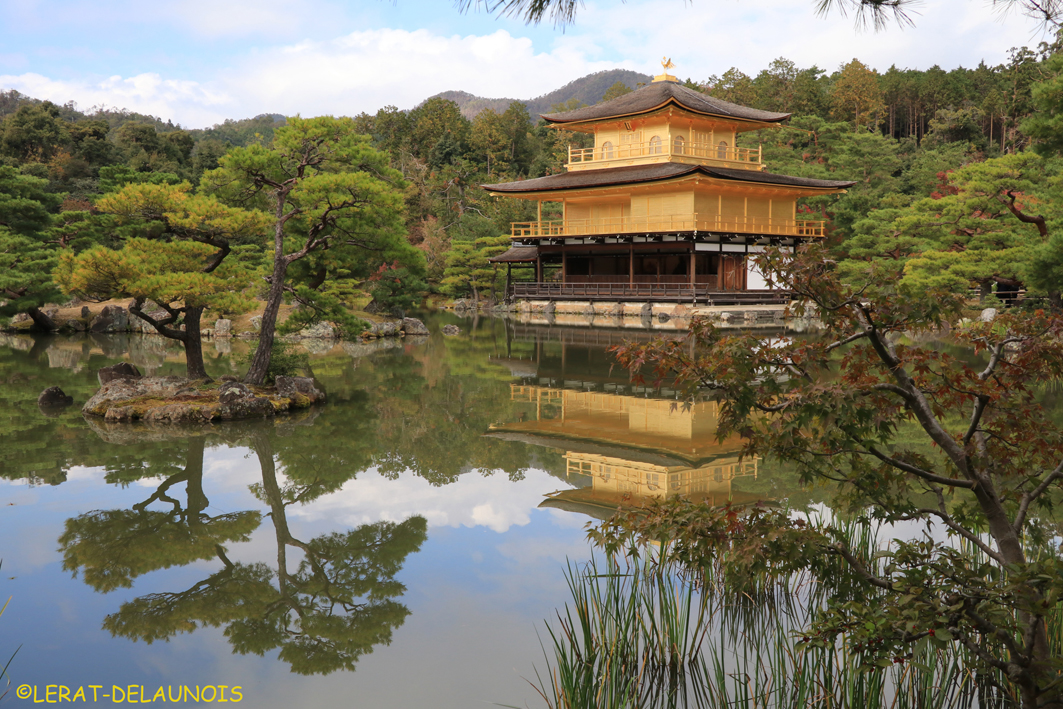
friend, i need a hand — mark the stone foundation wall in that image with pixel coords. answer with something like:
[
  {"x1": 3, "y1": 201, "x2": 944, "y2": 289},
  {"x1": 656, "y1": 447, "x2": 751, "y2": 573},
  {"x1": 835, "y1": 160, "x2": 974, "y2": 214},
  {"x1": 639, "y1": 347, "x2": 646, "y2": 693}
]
[{"x1": 515, "y1": 299, "x2": 815, "y2": 331}]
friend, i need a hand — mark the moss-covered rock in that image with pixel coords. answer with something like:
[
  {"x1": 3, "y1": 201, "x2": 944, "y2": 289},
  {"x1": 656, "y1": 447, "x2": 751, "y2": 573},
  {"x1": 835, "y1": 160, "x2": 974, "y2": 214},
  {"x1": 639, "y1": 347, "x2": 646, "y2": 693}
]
[{"x1": 82, "y1": 374, "x2": 325, "y2": 424}]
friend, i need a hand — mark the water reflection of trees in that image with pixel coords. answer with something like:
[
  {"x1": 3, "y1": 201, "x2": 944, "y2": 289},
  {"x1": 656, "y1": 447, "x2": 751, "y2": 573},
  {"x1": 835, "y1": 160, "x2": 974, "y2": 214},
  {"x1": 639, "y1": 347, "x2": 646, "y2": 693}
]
[{"x1": 59, "y1": 428, "x2": 427, "y2": 675}]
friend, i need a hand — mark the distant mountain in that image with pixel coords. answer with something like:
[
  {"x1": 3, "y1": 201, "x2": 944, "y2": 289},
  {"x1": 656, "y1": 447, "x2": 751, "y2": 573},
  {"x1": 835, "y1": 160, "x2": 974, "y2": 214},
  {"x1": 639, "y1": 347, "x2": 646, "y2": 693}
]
[{"x1": 429, "y1": 68, "x2": 654, "y2": 120}]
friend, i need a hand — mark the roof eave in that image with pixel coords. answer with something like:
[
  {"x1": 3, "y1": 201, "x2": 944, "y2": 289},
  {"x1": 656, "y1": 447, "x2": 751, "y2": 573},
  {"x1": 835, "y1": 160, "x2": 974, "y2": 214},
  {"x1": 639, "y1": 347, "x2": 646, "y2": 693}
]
[{"x1": 543, "y1": 98, "x2": 791, "y2": 129}]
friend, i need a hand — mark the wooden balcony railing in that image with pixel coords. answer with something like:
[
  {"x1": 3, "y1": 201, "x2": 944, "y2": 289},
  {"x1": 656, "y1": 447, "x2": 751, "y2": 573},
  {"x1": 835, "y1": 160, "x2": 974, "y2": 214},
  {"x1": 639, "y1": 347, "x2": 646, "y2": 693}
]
[
  {"x1": 510, "y1": 282, "x2": 792, "y2": 304},
  {"x1": 511, "y1": 214, "x2": 826, "y2": 239},
  {"x1": 569, "y1": 141, "x2": 761, "y2": 166}
]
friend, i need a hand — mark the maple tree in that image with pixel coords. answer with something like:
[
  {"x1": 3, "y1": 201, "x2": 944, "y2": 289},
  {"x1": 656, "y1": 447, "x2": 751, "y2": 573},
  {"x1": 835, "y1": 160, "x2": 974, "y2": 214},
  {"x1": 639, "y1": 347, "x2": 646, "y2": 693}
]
[{"x1": 604, "y1": 245, "x2": 1063, "y2": 708}]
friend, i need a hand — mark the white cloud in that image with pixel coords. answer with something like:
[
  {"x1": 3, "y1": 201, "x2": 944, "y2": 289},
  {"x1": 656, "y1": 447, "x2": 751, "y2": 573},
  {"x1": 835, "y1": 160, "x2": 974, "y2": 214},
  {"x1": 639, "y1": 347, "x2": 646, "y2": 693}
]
[
  {"x1": 566, "y1": 0, "x2": 1048, "y2": 79},
  {"x1": 0, "y1": 1, "x2": 1051, "y2": 129},
  {"x1": 230, "y1": 27, "x2": 630, "y2": 118},
  {"x1": 287, "y1": 466, "x2": 571, "y2": 534},
  {"x1": 0, "y1": 71, "x2": 234, "y2": 126}
]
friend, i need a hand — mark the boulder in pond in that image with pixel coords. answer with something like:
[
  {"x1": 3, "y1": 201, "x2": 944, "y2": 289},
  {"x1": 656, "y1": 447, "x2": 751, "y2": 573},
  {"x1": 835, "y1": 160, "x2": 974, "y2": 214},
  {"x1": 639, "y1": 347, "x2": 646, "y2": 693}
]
[
  {"x1": 98, "y1": 362, "x2": 142, "y2": 386},
  {"x1": 442, "y1": 324, "x2": 461, "y2": 336},
  {"x1": 275, "y1": 376, "x2": 326, "y2": 406},
  {"x1": 214, "y1": 319, "x2": 232, "y2": 337},
  {"x1": 90, "y1": 305, "x2": 129, "y2": 333},
  {"x1": 38, "y1": 386, "x2": 74, "y2": 409},
  {"x1": 402, "y1": 317, "x2": 429, "y2": 336}
]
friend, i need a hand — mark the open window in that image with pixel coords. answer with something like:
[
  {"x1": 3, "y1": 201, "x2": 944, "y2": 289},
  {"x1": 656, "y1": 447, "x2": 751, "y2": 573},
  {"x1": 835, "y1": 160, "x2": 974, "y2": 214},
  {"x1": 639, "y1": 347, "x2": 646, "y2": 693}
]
[{"x1": 600, "y1": 141, "x2": 615, "y2": 160}]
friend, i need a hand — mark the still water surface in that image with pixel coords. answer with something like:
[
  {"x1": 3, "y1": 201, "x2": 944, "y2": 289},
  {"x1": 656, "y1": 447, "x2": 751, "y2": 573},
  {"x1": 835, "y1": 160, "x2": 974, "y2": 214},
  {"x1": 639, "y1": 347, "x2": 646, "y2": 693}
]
[{"x1": 0, "y1": 314, "x2": 800, "y2": 708}]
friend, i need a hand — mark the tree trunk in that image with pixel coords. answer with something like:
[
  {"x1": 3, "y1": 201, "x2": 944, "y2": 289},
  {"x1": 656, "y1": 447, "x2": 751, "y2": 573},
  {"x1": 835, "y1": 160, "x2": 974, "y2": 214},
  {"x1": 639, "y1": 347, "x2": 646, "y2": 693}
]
[
  {"x1": 183, "y1": 306, "x2": 209, "y2": 380},
  {"x1": 979, "y1": 279, "x2": 992, "y2": 304},
  {"x1": 1050, "y1": 290, "x2": 1062, "y2": 311},
  {"x1": 26, "y1": 306, "x2": 57, "y2": 331},
  {"x1": 244, "y1": 195, "x2": 291, "y2": 387}
]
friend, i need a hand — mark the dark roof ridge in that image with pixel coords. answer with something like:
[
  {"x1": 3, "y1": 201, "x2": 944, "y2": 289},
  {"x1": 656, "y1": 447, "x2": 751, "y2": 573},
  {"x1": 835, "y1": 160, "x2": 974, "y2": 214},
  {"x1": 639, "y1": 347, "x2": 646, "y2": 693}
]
[
  {"x1": 542, "y1": 80, "x2": 791, "y2": 125},
  {"x1": 483, "y1": 162, "x2": 856, "y2": 193}
]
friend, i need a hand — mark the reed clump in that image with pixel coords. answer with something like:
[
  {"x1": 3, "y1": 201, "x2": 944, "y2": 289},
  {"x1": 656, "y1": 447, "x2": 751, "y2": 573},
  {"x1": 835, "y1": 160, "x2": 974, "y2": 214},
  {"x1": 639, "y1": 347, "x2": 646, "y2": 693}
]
[{"x1": 531, "y1": 521, "x2": 1062, "y2": 709}]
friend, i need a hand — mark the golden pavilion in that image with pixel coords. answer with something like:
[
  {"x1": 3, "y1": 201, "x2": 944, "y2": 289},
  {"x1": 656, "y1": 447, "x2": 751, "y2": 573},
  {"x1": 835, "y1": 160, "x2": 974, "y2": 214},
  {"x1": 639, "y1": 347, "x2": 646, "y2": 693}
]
[{"x1": 484, "y1": 62, "x2": 854, "y2": 305}]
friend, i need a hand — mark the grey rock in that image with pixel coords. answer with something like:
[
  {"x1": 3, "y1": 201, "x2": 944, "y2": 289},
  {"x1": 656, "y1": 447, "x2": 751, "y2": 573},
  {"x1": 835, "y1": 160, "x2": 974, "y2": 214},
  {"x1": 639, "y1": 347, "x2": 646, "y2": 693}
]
[
  {"x1": 214, "y1": 319, "x2": 232, "y2": 337},
  {"x1": 90, "y1": 305, "x2": 129, "y2": 333},
  {"x1": 82, "y1": 376, "x2": 188, "y2": 415},
  {"x1": 980, "y1": 308, "x2": 998, "y2": 323},
  {"x1": 401, "y1": 317, "x2": 429, "y2": 336},
  {"x1": 657, "y1": 312, "x2": 671, "y2": 323},
  {"x1": 11, "y1": 312, "x2": 29, "y2": 324},
  {"x1": 442, "y1": 324, "x2": 461, "y2": 336},
  {"x1": 43, "y1": 306, "x2": 58, "y2": 319},
  {"x1": 275, "y1": 376, "x2": 326, "y2": 405},
  {"x1": 97, "y1": 362, "x2": 142, "y2": 386},
  {"x1": 250, "y1": 315, "x2": 263, "y2": 333},
  {"x1": 299, "y1": 321, "x2": 336, "y2": 339},
  {"x1": 143, "y1": 403, "x2": 214, "y2": 425},
  {"x1": 104, "y1": 406, "x2": 135, "y2": 423},
  {"x1": 218, "y1": 381, "x2": 252, "y2": 404},
  {"x1": 80, "y1": 306, "x2": 91, "y2": 318},
  {"x1": 365, "y1": 320, "x2": 401, "y2": 338},
  {"x1": 215, "y1": 396, "x2": 275, "y2": 420},
  {"x1": 38, "y1": 386, "x2": 74, "y2": 408}
]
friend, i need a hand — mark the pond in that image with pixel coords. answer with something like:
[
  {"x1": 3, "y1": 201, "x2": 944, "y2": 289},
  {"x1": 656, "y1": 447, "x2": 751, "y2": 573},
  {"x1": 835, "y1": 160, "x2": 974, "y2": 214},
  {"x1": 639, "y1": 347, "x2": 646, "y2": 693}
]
[{"x1": 0, "y1": 314, "x2": 806, "y2": 708}]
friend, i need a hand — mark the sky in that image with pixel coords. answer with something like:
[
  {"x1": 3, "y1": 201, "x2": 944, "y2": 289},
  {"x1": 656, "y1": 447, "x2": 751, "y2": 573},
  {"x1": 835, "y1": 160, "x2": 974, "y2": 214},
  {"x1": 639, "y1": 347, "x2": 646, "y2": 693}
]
[{"x1": 0, "y1": 0, "x2": 1054, "y2": 128}]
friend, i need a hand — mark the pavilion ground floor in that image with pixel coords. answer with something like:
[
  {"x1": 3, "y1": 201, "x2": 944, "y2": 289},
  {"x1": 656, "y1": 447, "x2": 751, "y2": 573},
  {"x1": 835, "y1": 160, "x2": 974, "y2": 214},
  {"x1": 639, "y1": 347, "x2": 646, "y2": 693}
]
[{"x1": 493, "y1": 235, "x2": 796, "y2": 304}]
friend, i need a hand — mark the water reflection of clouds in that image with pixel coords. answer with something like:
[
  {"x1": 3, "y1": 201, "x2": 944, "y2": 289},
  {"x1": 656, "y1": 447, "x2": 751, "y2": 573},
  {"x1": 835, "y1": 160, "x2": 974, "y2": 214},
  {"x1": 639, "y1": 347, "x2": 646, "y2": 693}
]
[{"x1": 286, "y1": 466, "x2": 569, "y2": 534}]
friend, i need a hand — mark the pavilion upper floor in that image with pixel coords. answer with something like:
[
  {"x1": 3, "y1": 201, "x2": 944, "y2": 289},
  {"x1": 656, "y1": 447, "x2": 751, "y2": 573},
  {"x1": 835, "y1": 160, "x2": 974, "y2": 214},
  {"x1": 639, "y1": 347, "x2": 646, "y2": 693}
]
[{"x1": 542, "y1": 79, "x2": 793, "y2": 173}]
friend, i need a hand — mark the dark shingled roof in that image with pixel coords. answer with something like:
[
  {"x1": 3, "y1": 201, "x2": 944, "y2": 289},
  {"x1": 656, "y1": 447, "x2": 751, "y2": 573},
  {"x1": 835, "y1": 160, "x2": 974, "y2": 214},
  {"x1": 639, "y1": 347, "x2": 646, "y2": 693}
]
[
  {"x1": 488, "y1": 245, "x2": 539, "y2": 263},
  {"x1": 483, "y1": 163, "x2": 855, "y2": 194},
  {"x1": 542, "y1": 81, "x2": 791, "y2": 125}
]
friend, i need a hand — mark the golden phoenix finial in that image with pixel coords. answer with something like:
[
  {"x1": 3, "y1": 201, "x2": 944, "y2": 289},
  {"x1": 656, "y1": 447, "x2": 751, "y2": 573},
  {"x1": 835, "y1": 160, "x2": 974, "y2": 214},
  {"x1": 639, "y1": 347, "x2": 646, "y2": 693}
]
[{"x1": 661, "y1": 57, "x2": 675, "y2": 71}]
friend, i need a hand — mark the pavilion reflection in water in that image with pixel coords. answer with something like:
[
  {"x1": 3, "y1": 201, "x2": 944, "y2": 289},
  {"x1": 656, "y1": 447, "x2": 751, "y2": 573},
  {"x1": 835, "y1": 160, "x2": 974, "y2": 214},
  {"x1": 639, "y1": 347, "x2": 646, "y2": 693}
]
[{"x1": 488, "y1": 384, "x2": 764, "y2": 521}]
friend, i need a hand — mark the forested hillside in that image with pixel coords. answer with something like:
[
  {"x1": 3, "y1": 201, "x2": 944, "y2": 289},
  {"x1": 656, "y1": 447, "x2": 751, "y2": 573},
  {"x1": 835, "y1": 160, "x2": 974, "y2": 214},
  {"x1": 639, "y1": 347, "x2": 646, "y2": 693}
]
[
  {"x1": 4, "y1": 38, "x2": 1063, "y2": 326},
  {"x1": 432, "y1": 68, "x2": 653, "y2": 119}
]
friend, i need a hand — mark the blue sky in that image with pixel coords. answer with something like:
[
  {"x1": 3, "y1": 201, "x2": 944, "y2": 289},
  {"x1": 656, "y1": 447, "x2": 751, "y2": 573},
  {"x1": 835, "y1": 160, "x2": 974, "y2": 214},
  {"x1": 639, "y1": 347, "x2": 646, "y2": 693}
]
[{"x1": 0, "y1": 0, "x2": 1053, "y2": 128}]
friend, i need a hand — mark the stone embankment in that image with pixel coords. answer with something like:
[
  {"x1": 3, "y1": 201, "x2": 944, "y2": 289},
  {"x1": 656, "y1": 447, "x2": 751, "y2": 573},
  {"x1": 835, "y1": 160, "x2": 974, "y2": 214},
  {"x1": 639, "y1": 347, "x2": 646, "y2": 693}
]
[
  {"x1": 80, "y1": 363, "x2": 326, "y2": 424},
  {"x1": 4, "y1": 300, "x2": 430, "y2": 342}
]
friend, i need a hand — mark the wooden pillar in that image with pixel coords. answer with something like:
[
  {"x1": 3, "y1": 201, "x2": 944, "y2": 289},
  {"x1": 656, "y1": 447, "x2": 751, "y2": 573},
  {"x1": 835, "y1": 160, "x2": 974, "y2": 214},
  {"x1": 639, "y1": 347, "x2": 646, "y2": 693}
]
[
  {"x1": 689, "y1": 241, "x2": 695, "y2": 287},
  {"x1": 536, "y1": 254, "x2": 542, "y2": 285},
  {"x1": 717, "y1": 242, "x2": 723, "y2": 291},
  {"x1": 506, "y1": 263, "x2": 512, "y2": 300},
  {"x1": 629, "y1": 241, "x2": 634, "y2": 287},
  {"x1": 562, "y1": 242, "x2": 567, "y2": 284}
]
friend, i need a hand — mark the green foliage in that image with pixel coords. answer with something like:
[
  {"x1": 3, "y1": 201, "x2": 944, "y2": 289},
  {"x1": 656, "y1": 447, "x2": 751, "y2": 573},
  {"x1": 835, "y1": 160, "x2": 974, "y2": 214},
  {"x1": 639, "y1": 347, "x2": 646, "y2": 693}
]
[
  {"x1": 440, "y1": 235, "x2": 509, "y2": 300},
  {"x1": 1023, "y1": 52, "x2": 1063, "y2": 157},
  {"x1": 238, "y1": 339, "x2": 308, "y2": 384},
  {"x1": 97, "y1": 165, "x2": 182, "y2": 193},
  {"x1": 609, "y1": 245, "x2": 1063, "y2": 706},
  {"x1": 366, "y1": 261, "x2": 428, "y2": 314}
]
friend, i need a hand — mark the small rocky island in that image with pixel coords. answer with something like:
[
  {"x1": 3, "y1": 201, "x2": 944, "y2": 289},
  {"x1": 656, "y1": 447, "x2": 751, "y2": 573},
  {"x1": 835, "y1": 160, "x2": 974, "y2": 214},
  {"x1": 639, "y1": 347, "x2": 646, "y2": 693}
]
[{"x1": 79, "y1": 363, "x2": 325, "y2": 424}]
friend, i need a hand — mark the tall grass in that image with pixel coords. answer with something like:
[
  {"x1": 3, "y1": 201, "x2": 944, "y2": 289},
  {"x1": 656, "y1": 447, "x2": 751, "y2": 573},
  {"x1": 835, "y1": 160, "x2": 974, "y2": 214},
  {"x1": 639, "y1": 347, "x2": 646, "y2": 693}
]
[
  {"x1": 0, "y1": 561, "x2": 18, "y2": 702},
  {"x1": 527, "y1": 521, "x2": 1060, "y2": 709}
]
